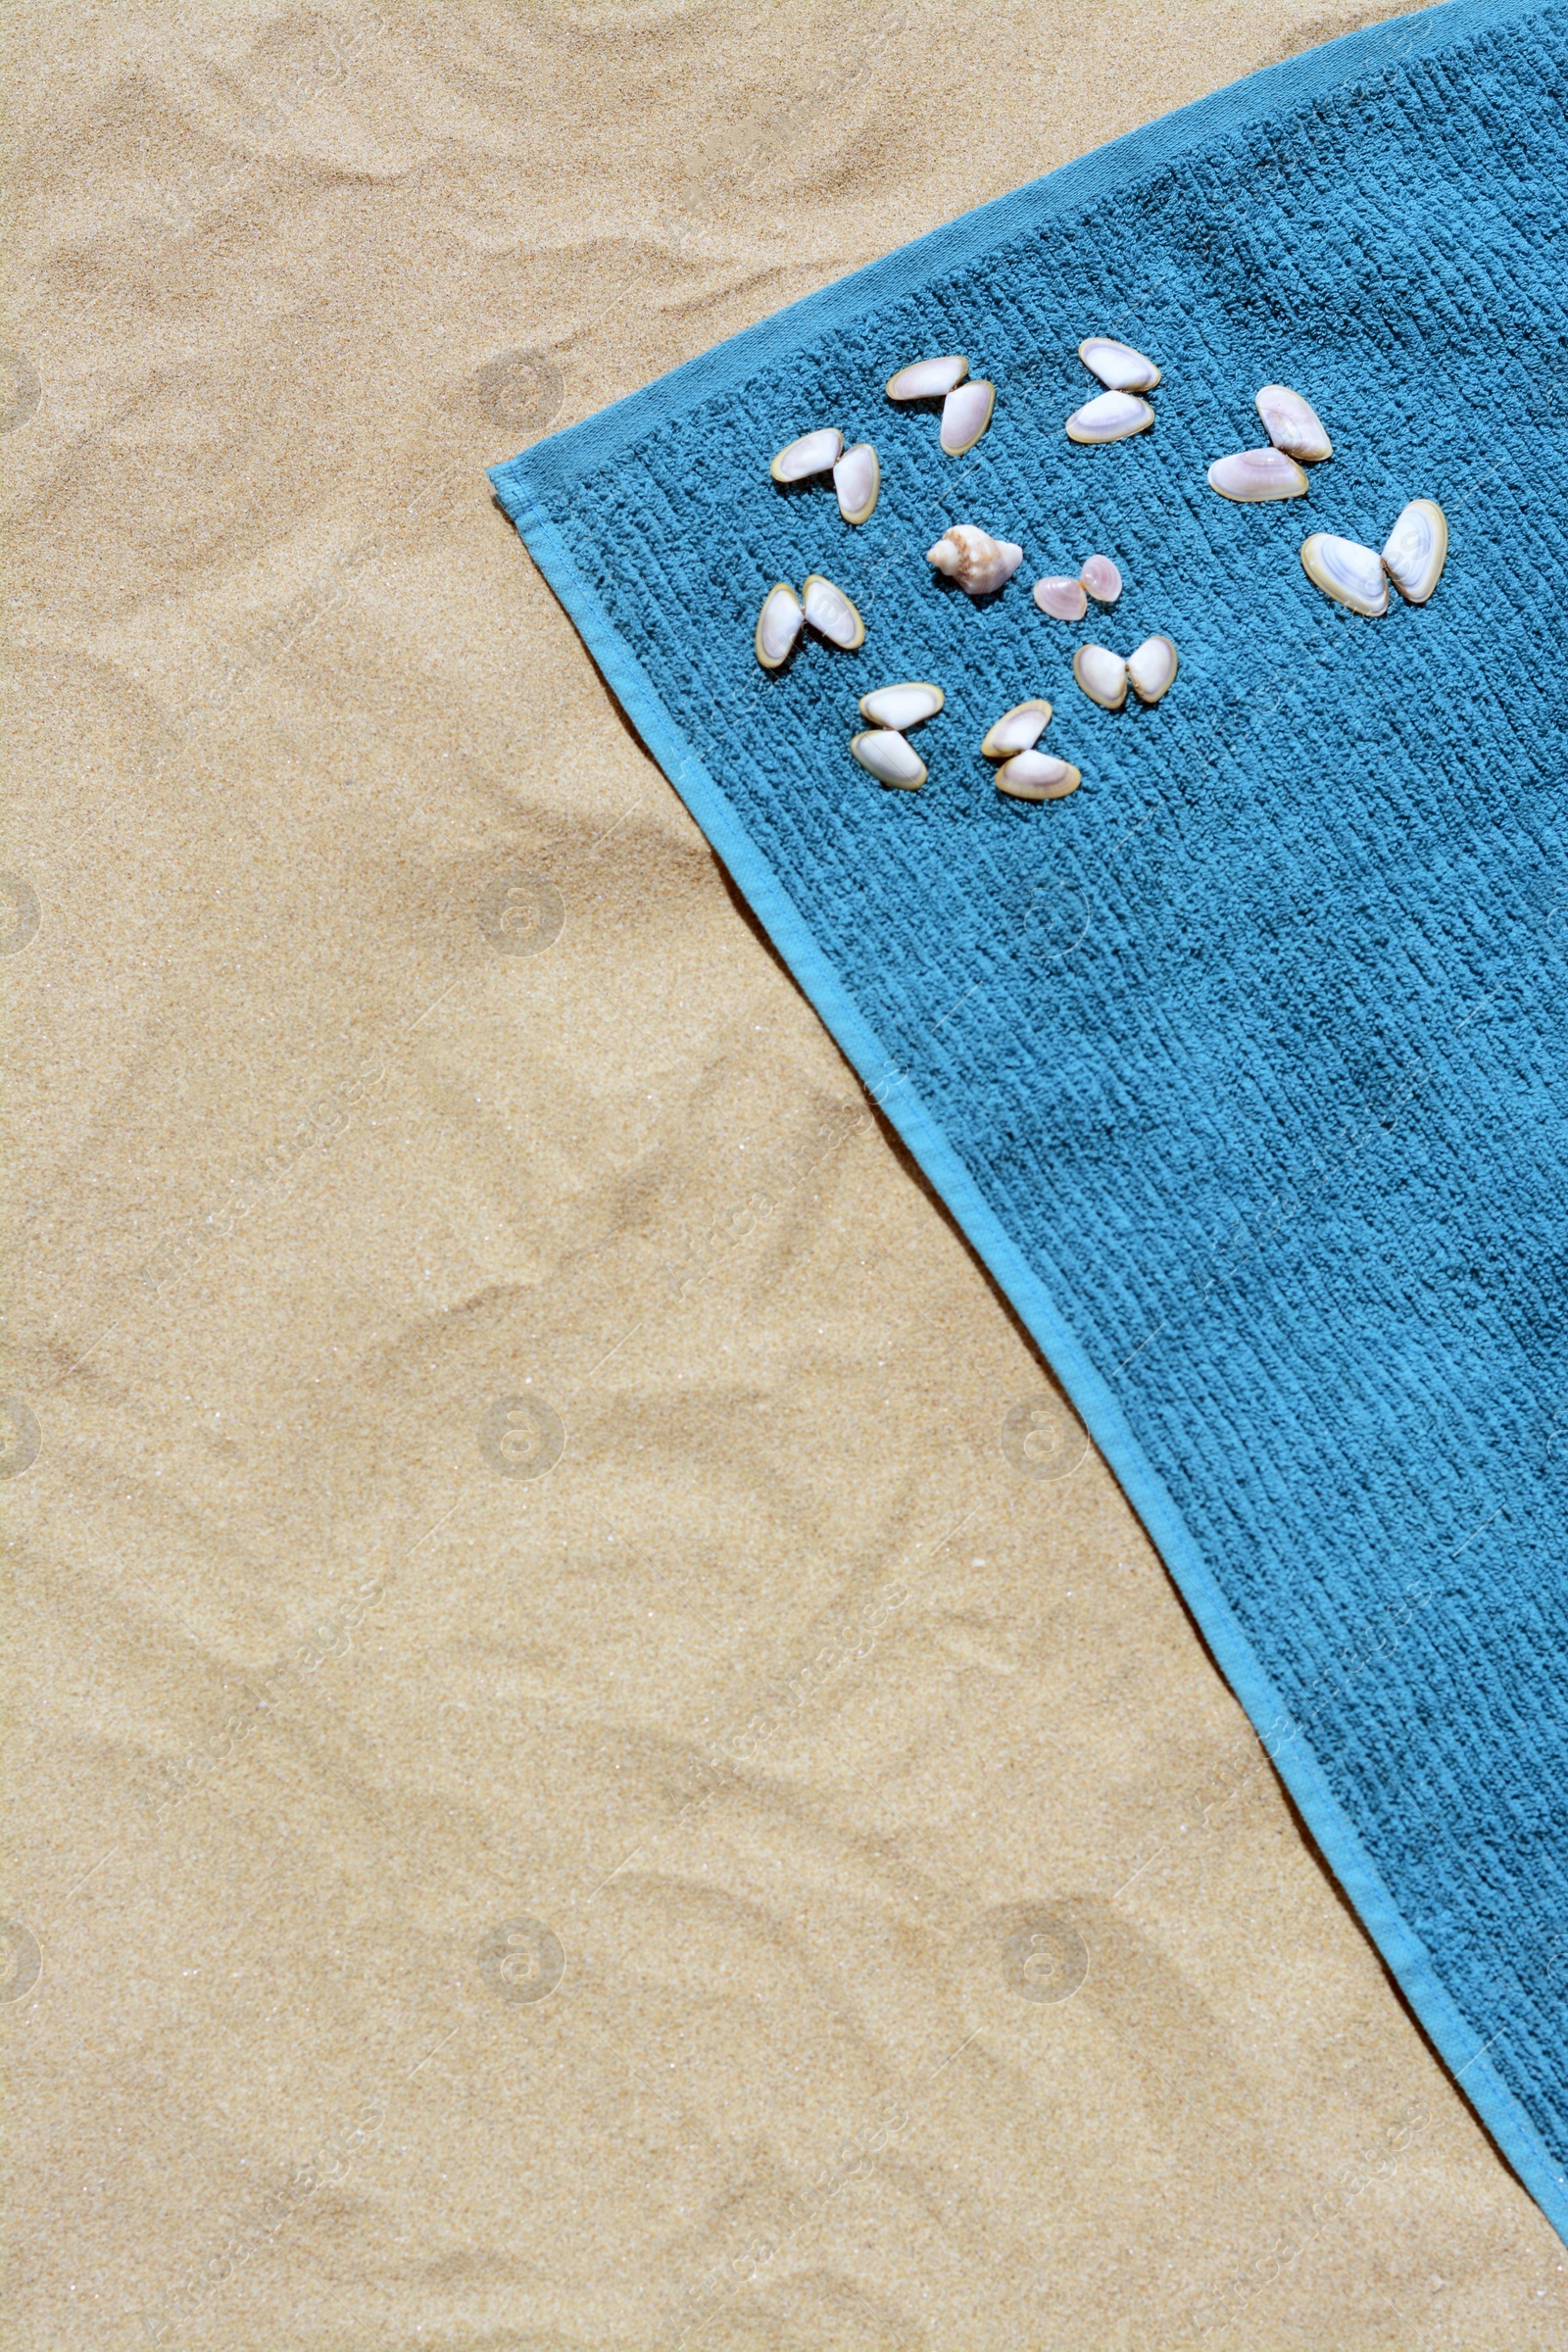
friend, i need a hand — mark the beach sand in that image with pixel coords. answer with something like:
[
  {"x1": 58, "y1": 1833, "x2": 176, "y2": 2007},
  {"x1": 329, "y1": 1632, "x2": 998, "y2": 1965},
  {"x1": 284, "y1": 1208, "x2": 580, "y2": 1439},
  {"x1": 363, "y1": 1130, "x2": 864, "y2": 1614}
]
[{"x1": 4, "y1": 3, "x2": 1564, "y2": 2343}]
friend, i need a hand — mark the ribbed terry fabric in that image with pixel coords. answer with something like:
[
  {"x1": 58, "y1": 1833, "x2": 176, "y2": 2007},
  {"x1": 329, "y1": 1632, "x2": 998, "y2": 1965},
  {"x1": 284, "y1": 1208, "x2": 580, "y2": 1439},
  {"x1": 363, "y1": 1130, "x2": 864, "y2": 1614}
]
[{"x1": 491, "y1": 0, "x2": 1568, "y2": 2240}]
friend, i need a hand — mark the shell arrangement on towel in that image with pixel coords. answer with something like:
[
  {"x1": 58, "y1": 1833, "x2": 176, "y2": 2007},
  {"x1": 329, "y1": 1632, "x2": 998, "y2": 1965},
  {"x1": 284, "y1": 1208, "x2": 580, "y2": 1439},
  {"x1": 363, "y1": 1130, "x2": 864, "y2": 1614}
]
[{"x1": 751, "y1": 336, "x2": 1447, "y2": 794}]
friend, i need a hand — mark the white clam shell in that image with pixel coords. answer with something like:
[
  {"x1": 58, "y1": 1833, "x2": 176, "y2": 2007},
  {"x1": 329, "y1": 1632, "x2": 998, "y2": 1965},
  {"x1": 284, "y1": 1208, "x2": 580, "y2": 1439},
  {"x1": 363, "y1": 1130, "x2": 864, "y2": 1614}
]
[
  {"x1": 1300, "y1": 533, "x2": 1388, "y2": 617},
  {"x1": 940, "y1": 378, "x2": 995, "y2": 455},
  {"x1": 1207, "y1": 447, "x2": 1309, "y2": 501},
  {"x1": 1255, "y1": 383, "x2": 1332, "y2": 463},
  {"x1": 926, "y1": 523, "x2": 1024, "y2": 597},
  {"x1": 852, "y1": 729, "x2": 926, "y2": 789},
  {"x1": 1072, "y1": 644, "x2": 1128, "y2": 710},
  {"x1": 1065, "y1": 390, "x2": 1154, "y2": 444},
  {"x1": 1078, "y1": 337, "x2": 1160, "y2": 392},
  {"x1": 771, "y1": 427, "x2": 844, "y2": 483},
  {"x1": 1381, "y1": 499, "x2": 1447, "y2": 604},
  {"x1": 1126, "y1": 634, "x2": 1179, "y2": 705},
  {"x1": 1033, "y1": 574, "x2": 1088, "y2": 621},
  {"x1": 802, "y1": 572, "x2": 865, "y2": 648},
  {"x1": 981, "y1": 700, "x2": 1054, "y2": 759},
  {"x1": 886, "y1": 354, "x2": 968, "y2": 401},
  {"x1": 754, "y1": 581, "x2": 803, "y2": 669},
  {"x1": 997, "y1": 752, "x2": 1081, "y2": 801},
  {"x1": 858, "y1": 681, "x2": 944, "y2": 731},
  {"x1": 833, "y1": 441, "x2": 880, "y2": 525},
  {"x1": 1079, "y1": 554, "x2": 1122, "y2": 604}
]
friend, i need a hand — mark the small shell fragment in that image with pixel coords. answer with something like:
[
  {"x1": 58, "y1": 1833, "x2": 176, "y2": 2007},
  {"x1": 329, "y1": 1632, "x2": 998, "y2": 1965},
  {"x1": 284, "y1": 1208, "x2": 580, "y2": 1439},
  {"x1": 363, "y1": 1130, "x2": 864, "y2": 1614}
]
[
  {"x1": 1072, "y1": 644, "x2": 1129, "y2": 710},
  {"x1": 1033, "y1": 574, "x2": 1088, "y2": 621},
  {"x1": 1078, "y1": 337, "x2": 1160, "y2": 392},
  {"x1": 981, "y1": 700, "x2": 1054, "y2": 760},
  {"x1": 852, "y1": 729, "x2": 926, "y2": 789},
  {"x1": 1300, "y1": 532, "x2": 1388, "y2": 617},
  {"x1": 1381, "y1": 499, "x2": 1447, "y2": 605},
  {"x1": 1255, "y1": 384, "x2": 1332, "y2": 464},
  {"x1": 802, "y1": 572, "x2": 865, "y2": 648},
  {"x1": 997, "y1": 752, "x2": 1081, "y2": 801},
  {"x1": 941, "y1": 378, "x2": 995, "y2": 455},
  {"x1": 770, "y1": 427, "x2": 844, "y2": 483},
  {"x1": 858, "y1": 681, "x2": 944, "y2": 731},
  {"x1": 833, "y1": 441, "x2": 880, "y2": 525},
  {"x1": 1207, "y1": 448, "x2": 1310, "y2": 502},
  {"x1": 755, "y1": 581, "x2": 804, "y2": 669},
  {"x1": 1126, "y1": 634, "x2": 1179, "y2": 705},
  {"x1": 1065, "y1": 390, "x2": 1154, "y2": 444},
  {"x1": 1079, "y1": 555, "x2": 1123, "y2": 604},
  {"x1": 926, "y1": 523, "x2": 1024, "y2": 597},
  {"x1": 886, "y1": 355, "x2": 968, "y2": 401}
]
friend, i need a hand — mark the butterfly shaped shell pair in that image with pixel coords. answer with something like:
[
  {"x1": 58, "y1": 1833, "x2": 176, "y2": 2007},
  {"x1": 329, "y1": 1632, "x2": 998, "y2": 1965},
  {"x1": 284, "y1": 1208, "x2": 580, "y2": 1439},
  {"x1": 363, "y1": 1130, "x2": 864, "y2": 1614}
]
[
  {"x1": 1071, "y1": 638, "x2": 1180, "y2": 710},
  {"x1": 1064, "y1": 338, "x2": 1159, "y2": 443},
  {"x1": 981, "y1": 701, "x2": 1080, "y2": 801},
  {"x1": 851, "y1": 681, "x2": 944, "y2": 788},
  {"x1": 885, "y1": 355, "x2": 996, "y2": 456},
  {"x1": 754, "y1": 575, "x2": 865, "y2": 668},
  {"x1": 1034, "y1": 555, "x2": 1123, "y2": 619},
  {"x1": 1301, "y1": 502, "x2": 1447, "y2": 616},
  {"x1": 770, "y1": 427, "x2": 880, "y2": 525},
  {"x1": 1208, "y1": 385, "x2": 1333, "y2": 501}
]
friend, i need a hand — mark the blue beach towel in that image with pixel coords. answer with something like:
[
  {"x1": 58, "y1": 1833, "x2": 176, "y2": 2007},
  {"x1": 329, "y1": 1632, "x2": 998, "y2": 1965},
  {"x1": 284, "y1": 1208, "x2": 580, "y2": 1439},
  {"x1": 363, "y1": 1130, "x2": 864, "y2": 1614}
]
[{"x1": 492, "y1": 0, "x2": 1568, "y2": 2239}]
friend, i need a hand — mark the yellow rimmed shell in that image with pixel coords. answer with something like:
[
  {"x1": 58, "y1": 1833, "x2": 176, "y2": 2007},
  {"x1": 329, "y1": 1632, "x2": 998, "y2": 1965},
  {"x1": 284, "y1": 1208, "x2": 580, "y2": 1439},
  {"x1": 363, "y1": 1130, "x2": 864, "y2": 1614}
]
[
  {"x1": 852, "y1": 729, "x2": 926, "y2": 788},
  {"x1": 833, "y1": 442, "x2": 880, "y2": 525},
  {"x1": 886, "y1": 355, "x2": 968, "y2": 401},
  {"x1": 1126, "y1": 635, "x2": 1179, "y2": 705},
  {"x1": 1065, "y1": 391, "x2": 1153, "y2": 444},
  {"x1": 981, "y1": 701, "x2": 1054, "y2": 760},
  {"x1": 802, "y1": 573, "x2": 865, "y2": 649},
  {"x1": 1300, "y1": 533, "x2": 1388, "y2": 617},
  {"x1": 1381, "y1": 499, "x2": 1447, "y2": 604},
  {"x1": 858, "y1": 681, "x2": 944, "y2": 730},
  {"x1": 1072, "y1": 644, "x2": 1129, "y2": 710},
  {"x1": 754, "y1": 581, "x2": 803, "y2": 669},
  {"x1": 997, "y1": 752, "x2": 1081, "y2": 801},
  {"x1": 770, "y1": 427, "x2": 843, "y2": 483},
  {"x1": 1255, "y1": 383, "x2": 1332, "y2": 463},
  {"x1": 1078, "y1": 337, "x2": 1160, "y2": 392},
  {"x1": 940, "y1": 378, "x2": 995, "y2": 455},
  {"x1": 1207, "y1": 448, "x2": 1309, "y2": 501}
]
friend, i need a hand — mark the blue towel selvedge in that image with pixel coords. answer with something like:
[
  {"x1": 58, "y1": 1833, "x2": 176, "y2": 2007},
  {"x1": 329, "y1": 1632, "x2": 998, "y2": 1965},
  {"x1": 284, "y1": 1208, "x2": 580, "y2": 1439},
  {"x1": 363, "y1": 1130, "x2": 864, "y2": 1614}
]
[{"x1": 492, "y1": 0, "x2": 1568, "y2": 2240}]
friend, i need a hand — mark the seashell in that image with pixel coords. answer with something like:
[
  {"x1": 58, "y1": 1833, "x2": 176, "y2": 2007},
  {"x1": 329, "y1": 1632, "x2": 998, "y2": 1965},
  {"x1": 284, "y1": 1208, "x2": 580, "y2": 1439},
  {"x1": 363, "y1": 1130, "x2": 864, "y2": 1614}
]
[
  {"x1": 1126, "y1": 634, "x2": 1179, "y2": 705},
  {"x1": 1065, "y1": 390, "x2": 1154, "y2": 444},
  {"x1": 981, "y1": 700, "x2": 1054, "y2": 760},
  {"x1": 1072, "y1": 644, "x2": 1128, "y2": 710},
  {"x1": 852, "y1": 729, "x2": 926, "y2": 789},
  {"x1": 941, "y1": 378, "x2": 996, "y2": 456},
  {"x1": 1033, "y1": 574, "x2": 1088, "y2": 621},
  {"x1": 755, "y1": 581, "x2": 804, "y2": 669},
  {"x1": 926, "y1": 523, "x2": 1024, "y2": 597},
  {"x1": 1079, "y1": 554, "x2": 1122, "y2": 604},
  {"x1": 858, "y1": 681, "x2": 944, "y2": 731},
  {"x1": 1207, "y1": 447, "x2": 1309, "y2": 501},
  {"x1": 886, "y1": 355, "x2": 968, "y2": 402},
  {"x1": 1381, "y1": 498, "x2": 1447, "y2": 605},
  {"x1": 833, "y1": 441, "x2": 880, "y2": 525},
  {"x1": 997, "y1": 751, "x2": 1081, "y2": 801},
  {"x1": 1255, "y1": 384, "x2": 1332, "y2": 464},
  {"x1": 1299, "y1": 532, "x2": 1388, "y2": 617},
  {"x1": 802, "y1": 572, "x2": 865, "y2": 648},
  {"x1": 1078, "y1": 337, "x2": 1160, "y2": 392},
  {"x1": 770, "y1": 427, "x2": 844, "y2": 483}
]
